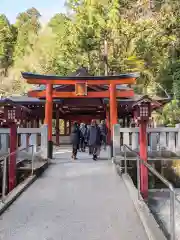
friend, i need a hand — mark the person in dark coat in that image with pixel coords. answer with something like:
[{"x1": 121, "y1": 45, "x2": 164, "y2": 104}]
[
  {"x1": 87, "y1": 119, "x2": 102, "y2": 160},
  {"x1": 79, "y1": 123, "x2": 88, "y2": 152},
  {"x1": 70, "y1": 121, "x2": 80, "y2": 159},
  {"x1": 84, "y1": 124, "x2": 88, "y2": 147},
  {"x1": 77, "y1": 122, "x2": 80, "y2": 151},
  {"x1": 99, "y1": 120, "x2": 108, "y2": 150}
]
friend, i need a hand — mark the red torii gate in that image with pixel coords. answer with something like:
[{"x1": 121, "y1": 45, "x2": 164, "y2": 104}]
[{"x1": 22, "y1": 71, "x2": 137, "y2": 158}]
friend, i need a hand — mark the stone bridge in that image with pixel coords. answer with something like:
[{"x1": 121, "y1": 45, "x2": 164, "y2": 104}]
[{"x1": 0, "y1": 147, "x2": 166, "y2": 240}]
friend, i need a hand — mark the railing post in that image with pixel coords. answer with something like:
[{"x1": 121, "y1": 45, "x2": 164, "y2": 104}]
[
  {"x1": 20, "y1": 134, "x2": 27, "y2": 149},
  {"x1": 31, "y1": 145, "x2": 34, "y2": 175},
  {"x1": 28, "y1": 134, "x2": 37, "y2": 154},
  {"x1": 124, "y1": 145, "x2": 127, "y2": 174},
  {"x1": 9, "y1": 123, "x2": 17, "y2": 191},
  {"x1": 113, "y1": 124, "x2": 120, "y2": 159},
  {"x1": 137, "y1": 157, "x2": 141, "y2": 200},
  {"x1": 2, "y1": 157, "x2": 7, "y2": 202},
  {"x1": 132, "y1": 130, "x2": 139, "y2": 150},
  {"x1": 176, "y1": 124, "x2": 180, "y2": 154},
  {"x1": 168, "y1": 132, "x2": 175, "y2": 153},
  {"x1": 170, "y1": 190, "x2": 175, "y2": 240},
  {"x1": 40, "y1": 124, "x2": 48, "y2": 159},
  {"x1": 0, "y1": 134, "x2": 8, "y2": 154}
]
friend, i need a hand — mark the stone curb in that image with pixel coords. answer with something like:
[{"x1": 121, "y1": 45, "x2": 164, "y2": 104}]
[
  {"x1": 121, "y1": 173, "x2": 167, "y2": 240},
  {"x1": 0, "y1": 161, "x2": 49, "y2": 216}
]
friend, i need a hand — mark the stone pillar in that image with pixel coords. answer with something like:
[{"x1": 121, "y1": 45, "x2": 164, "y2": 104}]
[
  {"x1": 40, "y1": 124, "x2": 48, "y2": 159},
  {"x1": 20, "y1": 134, "x2": 27, "y2": 149},
  {"x1": 149, "y1": 133, "x2": 157, "y2": 151},
  {"x1": 132, "y1": 131, "x2": 139, "y2": 150},
  {"x1": 113, "y1": 124, "x2": 120, "y2": 158},
  {"x1": 159, "y1": 131, "x2": 167, "y2": 150},
  {"x1": 29, "y1": 134, "x2": 38, "y2": 153},
  {"x1": 123, "y1": 132, "x2": 130, "y2": 147},
  {"x1": 9, "y1": 123, "x2": 17, "y2": 191},
  {"x1": 168, "y1": 131, "x2": 175, "y2": 152},
  {"x1": 176, "y1": 124, "x2": 180, "y2": 155},
  {"x1": 0, "y1": 134, "x2": 9, "y2": 154}
]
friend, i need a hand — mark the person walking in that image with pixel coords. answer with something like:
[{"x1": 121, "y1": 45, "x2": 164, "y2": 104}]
[
  {"x1": 70, "y1": 121, "x2": 80, "y2": 159},
  {"x1": 79, "y1": 122, "x2": 87, "y2": 152},
  {"x1": 99, "y1": 120, "x2": 108, "y2": 150},
  {"x1": 87, "y1": 119, "x2": 102, "y2": 160},
  {"x1": 84, "y1": 124, "x2": 88, "y2": 148}
]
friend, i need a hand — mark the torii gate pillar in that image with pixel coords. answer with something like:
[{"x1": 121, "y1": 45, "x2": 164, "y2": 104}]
[
  {"x1": 45, "y1": 83, "x2": 53, "y2": 159},
  {"x1": 110, "y1": 83, "x2": 118, "y2": 157}
]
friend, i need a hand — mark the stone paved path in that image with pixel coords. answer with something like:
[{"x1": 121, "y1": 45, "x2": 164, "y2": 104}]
[{"x1": 0, "y1": 148, "x2": 148, "y2": 240}]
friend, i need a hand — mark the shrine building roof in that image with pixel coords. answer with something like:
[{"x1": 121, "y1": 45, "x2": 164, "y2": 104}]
[
  {"x1": 103, "y1": 94, "x2": 170, "y2": 103},
  {"x1": 0, "y1": 97, "x2": 62, "y2": 105},
  {"x1": 21, "y1": 71, "x2": 139, "y2": 81}
]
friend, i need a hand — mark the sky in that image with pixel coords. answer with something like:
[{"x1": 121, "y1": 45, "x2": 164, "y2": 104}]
[{"x1": 0, "y1": 0, "x2": 66, "y2": 23}]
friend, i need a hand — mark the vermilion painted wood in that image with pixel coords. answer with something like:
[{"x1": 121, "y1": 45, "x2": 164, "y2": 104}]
[
  {"x1": 45, "y1": 84, "x2": 53, "y2": 141},
  {"x1": 63, "y1": 115, "x2": 103, "y2": 121},
  {"x1": 139, "y1": 121, "x2": 148, "y2": 199},
  {"x1": 26, "y1": 78, "x2": 136, "y2": 85},
  {"x1": 56, "y1": 109, "x2": 60, "y2": 145},
  {"x1": 28, "y1": 90, "x2": 134, "y2": 98},
  {"x1": 106, "y1": 106, "x2": 111, "y2": 145},
  {"x1": 110, "y1": 84, "x2": 118, "y2": 134}
]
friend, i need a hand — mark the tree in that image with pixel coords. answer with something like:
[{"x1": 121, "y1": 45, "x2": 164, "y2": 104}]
[
  {"x1": 21, "y1": 27, "x2": 57, "y2": 74},
  {"x1": 13, "y1": 8, "x2": 41, "y2": 62},
  {"x1": 0, "y1": 14, "x2": 16, "y2": 76},
  {"x1": 0, "y1": 0, "x2": 180, "y2": 104}
]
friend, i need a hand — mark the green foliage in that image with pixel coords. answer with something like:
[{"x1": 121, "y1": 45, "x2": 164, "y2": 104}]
[
  {"x1": 0, "y1": 14, "x2": 16, "y2": 74},
  {"x1": 13, "y1": 8, "x2": 41, "y2": 61},
  {"x1": 156, "y1": 99, "x2": 180, "y2": 126}
]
